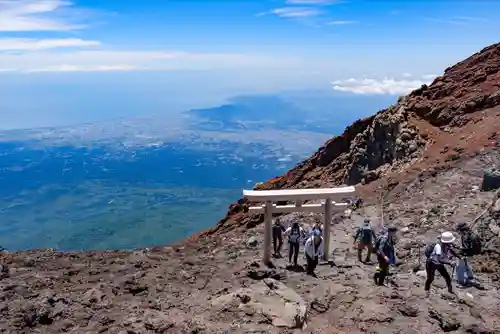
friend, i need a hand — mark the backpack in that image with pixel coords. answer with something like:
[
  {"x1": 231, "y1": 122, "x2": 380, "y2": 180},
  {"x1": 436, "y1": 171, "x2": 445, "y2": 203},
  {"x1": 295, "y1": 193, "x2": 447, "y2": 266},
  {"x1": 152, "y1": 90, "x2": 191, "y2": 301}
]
[
  {"x1": 289, "y1": 227, "x2": 301, "y2": 243},
  {"x1": 468, "y1": 233, "x2": 482, "y2": 255},
  {"x1": 424, "y1": 242, "x2": 436, "y2": 258},
  {"x1": 360, "y1": 226, "x2": 373, "y2": 244}
]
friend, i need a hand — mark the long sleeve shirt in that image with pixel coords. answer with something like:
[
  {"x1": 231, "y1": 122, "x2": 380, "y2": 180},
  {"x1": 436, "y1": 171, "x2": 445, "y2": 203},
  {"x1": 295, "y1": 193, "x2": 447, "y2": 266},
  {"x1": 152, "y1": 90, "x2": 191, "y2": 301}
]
[{"x1": 304, "y1": 236, "x2": 324, "y2": 258}]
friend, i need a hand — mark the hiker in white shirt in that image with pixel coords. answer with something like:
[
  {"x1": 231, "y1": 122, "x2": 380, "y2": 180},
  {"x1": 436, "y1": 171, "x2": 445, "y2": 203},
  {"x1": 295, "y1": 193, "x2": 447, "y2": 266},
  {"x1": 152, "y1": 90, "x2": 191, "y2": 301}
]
[
  {"x1": 425, "y1": 231, "x2": 458, "y2": 295},
  {"x1": 304, "y1": 234, "x2": 324, "y2": 276},
  {"x1": 285, "y1": 222, "x2": 306, "y2": 267}
]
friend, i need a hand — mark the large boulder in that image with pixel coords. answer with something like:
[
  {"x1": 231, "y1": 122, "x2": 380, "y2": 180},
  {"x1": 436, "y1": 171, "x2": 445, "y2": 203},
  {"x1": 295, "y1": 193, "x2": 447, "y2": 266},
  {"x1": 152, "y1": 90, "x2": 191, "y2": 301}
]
[
  {"x1": 481, "y1": 169, "x2": 500, "y2": 191},
  {"x1": 211, "y1": 278, "x2": 308, "y2": 329}
]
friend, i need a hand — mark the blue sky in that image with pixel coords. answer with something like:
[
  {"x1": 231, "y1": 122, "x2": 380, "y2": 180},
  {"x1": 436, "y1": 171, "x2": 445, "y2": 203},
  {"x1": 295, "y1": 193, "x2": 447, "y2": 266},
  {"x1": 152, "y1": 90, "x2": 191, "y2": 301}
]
[{"x1": 0, "y1": 0, "x2": 499, "y2": 129}]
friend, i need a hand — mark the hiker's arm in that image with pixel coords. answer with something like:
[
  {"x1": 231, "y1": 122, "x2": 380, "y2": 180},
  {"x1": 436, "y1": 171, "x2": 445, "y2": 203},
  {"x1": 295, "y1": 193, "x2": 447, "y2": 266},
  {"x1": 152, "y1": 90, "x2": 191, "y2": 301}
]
[
  {"x1": 377, "y1": 238, "x2": 386, "y2": 257},
  {"x1": 353, "y1": 229, "x2": 360, "y2": 242},
  {"x1": 435, "y1": 246, "x2": 453, "y2": 265},
  {"x1": 284, "y1": 227, "x2": 291, "y2": 235},
  {"x1": 449, "y1": 247, "x2": 461, "y2": 259},
  {"x1": 318, "y1": 242, "x2": 324, "y2": 258},
  {"x1": 372, "y1": 230, "x2": 377, "y2": 240},
  {"x1": 280, "y1": 224, "x2": 286, "y2": 232}
]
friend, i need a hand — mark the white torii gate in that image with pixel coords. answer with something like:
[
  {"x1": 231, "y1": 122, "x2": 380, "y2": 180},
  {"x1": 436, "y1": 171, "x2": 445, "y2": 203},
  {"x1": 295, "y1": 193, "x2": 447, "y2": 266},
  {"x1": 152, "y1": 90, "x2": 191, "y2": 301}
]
[{"x1": 243, "y1": 186, "x2": 356, "y2": 265}]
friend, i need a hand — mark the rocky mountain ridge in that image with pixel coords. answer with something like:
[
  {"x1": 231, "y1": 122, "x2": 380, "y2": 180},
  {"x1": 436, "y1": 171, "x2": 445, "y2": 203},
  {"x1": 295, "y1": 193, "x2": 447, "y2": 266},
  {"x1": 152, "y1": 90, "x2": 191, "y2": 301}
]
[{"x1": 1, "y1": 42, "x2": 500, "y2": 333}]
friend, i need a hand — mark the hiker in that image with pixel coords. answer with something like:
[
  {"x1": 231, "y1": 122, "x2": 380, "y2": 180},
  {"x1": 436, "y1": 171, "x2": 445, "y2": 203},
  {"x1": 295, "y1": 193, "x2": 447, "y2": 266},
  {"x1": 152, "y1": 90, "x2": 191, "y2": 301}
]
[
  {"x1": 455, "y1": 222, "x2": 482, "y2": 287},
  {"x1": 285, "y1": 222, "x2": 305, "y2": 267},
  {"x1": 373, "y1": 225, "x2": 397, "y2": 286},
  {"x1": 310, "y1": 222, "x2": 323, "y2": 237},
  {"x1": 425, "y1": 231, "x2": 459, "y2": 295},
  {"x1": 353, "y1": 219, "x2": 376, "y2": 262},
  {"x1": 350, "y1": 197, "x2": 363, "y2": 210},
  {"x1": 272, "y1": 218, "x2": 286, "y2": 257},
  {"x1": 305, "y1": 233, "x2": 324, "y2": 276}
]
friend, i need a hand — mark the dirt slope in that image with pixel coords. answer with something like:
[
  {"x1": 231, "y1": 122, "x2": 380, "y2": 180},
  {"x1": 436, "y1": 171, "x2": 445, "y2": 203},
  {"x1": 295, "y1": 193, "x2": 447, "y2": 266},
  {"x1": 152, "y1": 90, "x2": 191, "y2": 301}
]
[{"x1": 1, "y1": 43, "x2": 500, "y2": 334}]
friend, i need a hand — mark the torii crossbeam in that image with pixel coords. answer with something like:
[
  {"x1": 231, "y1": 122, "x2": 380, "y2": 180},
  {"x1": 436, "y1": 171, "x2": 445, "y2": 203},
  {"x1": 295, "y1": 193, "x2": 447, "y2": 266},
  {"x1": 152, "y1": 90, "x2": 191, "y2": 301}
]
[{"x1": 243, "y1": 186, "x2": 356, "y2": 265}]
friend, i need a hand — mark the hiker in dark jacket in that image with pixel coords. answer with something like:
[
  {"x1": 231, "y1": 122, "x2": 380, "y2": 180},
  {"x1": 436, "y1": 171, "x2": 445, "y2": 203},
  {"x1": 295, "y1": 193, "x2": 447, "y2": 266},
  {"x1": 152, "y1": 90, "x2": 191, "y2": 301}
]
[
  {"x1": 455, "y1": 222, "x2": 481, "y2": 287},
  {"x1": 285, "y1": 222, "x2": 305, "y2": 267},
  {"x1": 373, "y1": 226, "x2": 397, "y2": 286},
  {"x1": 272, "y1": 219, "x2": 286, "y2": 257},
  {"x1": 353, "y1": 219, "x2": 376, "y2": 262},
  {"x1": 425, "y1": 231, "x2": 459, "y2": 295}
]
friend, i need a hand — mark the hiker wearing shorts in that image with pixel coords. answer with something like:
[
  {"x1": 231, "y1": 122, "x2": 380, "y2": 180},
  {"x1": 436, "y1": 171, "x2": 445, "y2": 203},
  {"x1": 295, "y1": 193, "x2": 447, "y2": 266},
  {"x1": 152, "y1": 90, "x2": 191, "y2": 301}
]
[
  {"x1": 353, "y1": 219, "x2": 376, "y2": 263},
  {"x1": 285, "y1": 222, "x2": 305, "y2": 267}
]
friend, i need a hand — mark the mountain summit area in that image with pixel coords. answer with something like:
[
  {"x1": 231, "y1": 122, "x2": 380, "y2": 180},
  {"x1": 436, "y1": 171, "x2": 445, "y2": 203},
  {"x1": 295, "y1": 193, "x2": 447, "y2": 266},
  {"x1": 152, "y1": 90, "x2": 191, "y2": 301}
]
[{"x1": 1, "y1": 43, "x2": 500, "y2": 333}]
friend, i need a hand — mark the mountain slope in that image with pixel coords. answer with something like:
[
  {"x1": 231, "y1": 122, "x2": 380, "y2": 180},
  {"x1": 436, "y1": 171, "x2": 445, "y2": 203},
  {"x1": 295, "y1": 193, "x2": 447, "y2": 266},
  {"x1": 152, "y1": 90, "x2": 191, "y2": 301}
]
[
  {"x1": 207, "y1": 42, "x2": 500, "y2": 236},
  {"x1": 1, "y1": 43, "x2": 500, "y2": 333}
]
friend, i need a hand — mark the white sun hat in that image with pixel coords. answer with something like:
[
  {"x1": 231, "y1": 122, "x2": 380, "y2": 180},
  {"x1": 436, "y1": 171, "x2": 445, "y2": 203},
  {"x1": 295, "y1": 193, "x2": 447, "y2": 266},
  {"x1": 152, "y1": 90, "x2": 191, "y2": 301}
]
[{"x1": 440, "y1": 231, "x2": 456, "y2": 244}]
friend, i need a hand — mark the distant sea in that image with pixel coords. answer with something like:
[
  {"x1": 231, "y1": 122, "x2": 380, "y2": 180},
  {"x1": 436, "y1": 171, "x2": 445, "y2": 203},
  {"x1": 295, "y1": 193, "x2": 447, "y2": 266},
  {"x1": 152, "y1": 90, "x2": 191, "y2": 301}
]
[{"x1": 0, "y1": 91, "x2": 395, "y2": 251}]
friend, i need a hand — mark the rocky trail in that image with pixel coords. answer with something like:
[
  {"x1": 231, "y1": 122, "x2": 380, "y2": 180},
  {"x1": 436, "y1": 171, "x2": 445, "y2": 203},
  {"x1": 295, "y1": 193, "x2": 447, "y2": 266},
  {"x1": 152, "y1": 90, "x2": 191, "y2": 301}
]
[
  {"x1": 1, "y1": 149, "x2": 500, "y2": 333},
  {"x1": 1, "y1": 43, "x2": 500, "y2": 333}
]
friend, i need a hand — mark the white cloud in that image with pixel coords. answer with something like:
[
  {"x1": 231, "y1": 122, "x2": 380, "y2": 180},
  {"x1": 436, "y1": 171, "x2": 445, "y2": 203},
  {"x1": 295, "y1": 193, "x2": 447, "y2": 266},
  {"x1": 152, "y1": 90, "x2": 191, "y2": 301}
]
[
  {"x1": 425, "y1": 16, "x2": 489, "y2": 26},
  {"x1": 28, "y1": 64, "x2": 143, "y2": 72},
  {"x1": 0, "y1": 0, "x2": 85, "y2": 31},
  {"x1": 331, "y1": 75, "x2": 437, "y2": 95},
  {"x1": 0, "y1": 38, "x2": 99, "y2": 51},
  {"x1": 0, "y1": 50, "x2": 302, "y2": 73},
  {"x1": 421, "y1": 73, "x2": 438, "y2": 80},
  {"x1": 263, "y1": 7, "x2": 322, "y2": 18},
  {"x1": 327, "y1": 20, "x2": 358, "y2": 25}
]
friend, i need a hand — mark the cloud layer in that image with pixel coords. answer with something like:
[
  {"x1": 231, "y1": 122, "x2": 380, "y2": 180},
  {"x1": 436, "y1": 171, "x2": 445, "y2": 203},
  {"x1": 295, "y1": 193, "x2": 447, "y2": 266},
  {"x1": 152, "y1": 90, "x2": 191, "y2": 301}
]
[
  {"x1": 0, "y1": 38, "x2": 100, "y2": 51},
  {"x1": 0, "y1": 50, "x2": 302, "y2": 73},
  {"x1": 0, "y1": 1, "x2": 302, "y2": 73},
  {"x1": 332, "y1": 74, "x2": 438, "y2": 95},
  {"x1": 0, "y1": 0, "x2": 84, "y2": 31}
]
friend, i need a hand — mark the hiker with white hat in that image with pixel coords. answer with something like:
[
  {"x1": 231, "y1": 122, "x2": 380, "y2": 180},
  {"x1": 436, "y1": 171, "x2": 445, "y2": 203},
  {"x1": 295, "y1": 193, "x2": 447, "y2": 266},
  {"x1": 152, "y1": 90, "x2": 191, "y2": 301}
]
[{"x1": 425, "y1": 231, "x2": 459, "y2": 296}]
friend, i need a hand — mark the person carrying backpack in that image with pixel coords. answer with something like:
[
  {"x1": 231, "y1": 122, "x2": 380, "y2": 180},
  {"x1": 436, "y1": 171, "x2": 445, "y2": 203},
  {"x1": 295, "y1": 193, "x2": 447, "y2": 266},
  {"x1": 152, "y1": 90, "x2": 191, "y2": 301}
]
[
  {"x1": 424, "y1": 231, "x2": 460, "y2": 296},
  {"x1": 353, "y1": 219, "x2": 377, "y2": 263},
  {"x1": 272, "y1": 218, "x2": 286, "y2": 258},
  {"x1": 373, "y1": 225, "x2": 397, "y2": 286},
  {"x1": 304, "y1": 234, "x2": 324, "y2": 277},
  {"x1": 285, "y1": 222, "x2": 305, "y2": 267},
  {"x1": 455, "y1": 222, "x2": 481, "y2": 287}
]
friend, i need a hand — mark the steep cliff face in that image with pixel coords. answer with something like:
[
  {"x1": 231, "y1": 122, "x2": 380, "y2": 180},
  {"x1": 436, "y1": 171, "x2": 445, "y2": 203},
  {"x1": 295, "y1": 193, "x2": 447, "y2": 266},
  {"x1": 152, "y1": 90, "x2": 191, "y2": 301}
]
[{"x1": 207, "y1": 42, "x2": 500, "y2": 237}]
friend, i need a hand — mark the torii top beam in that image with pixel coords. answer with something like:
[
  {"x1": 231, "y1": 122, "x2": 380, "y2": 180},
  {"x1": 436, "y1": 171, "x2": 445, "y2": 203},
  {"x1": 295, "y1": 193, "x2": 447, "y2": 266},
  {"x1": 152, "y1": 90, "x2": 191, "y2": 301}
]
[{"x1": 242, "y1": 186, "x2": 355, "y2": 201}]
